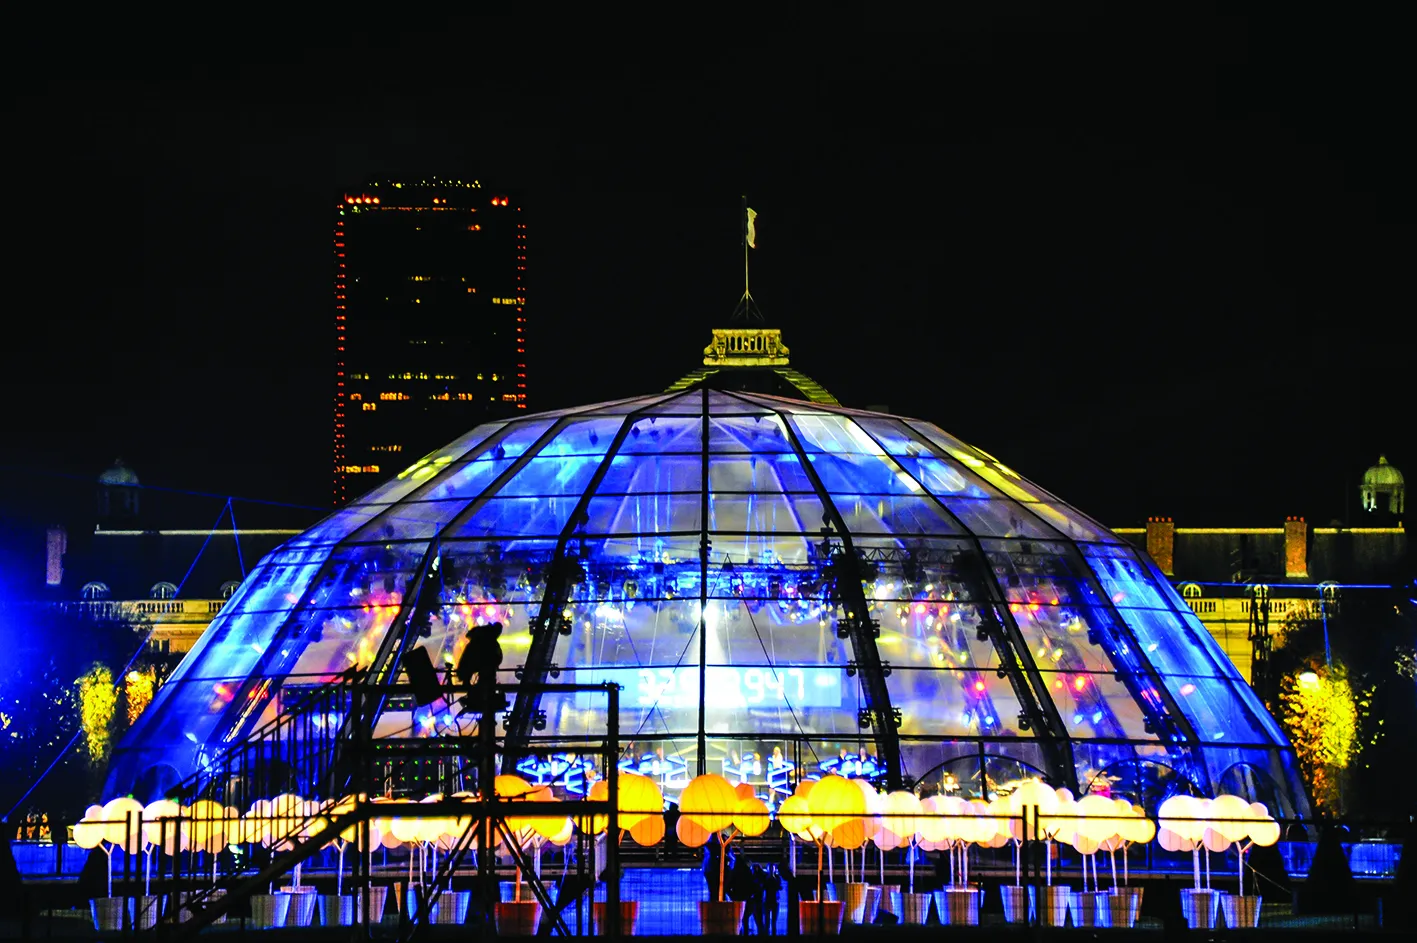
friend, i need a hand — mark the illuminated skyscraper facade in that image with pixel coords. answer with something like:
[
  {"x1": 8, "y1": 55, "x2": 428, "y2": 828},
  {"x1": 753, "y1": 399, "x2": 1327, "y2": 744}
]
[{"x1": 332, "y1": 178, "x2": 527, "y2": 505}]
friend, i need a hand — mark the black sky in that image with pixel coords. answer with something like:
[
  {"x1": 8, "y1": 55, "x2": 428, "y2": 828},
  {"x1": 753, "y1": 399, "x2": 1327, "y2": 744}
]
[{"x1": 2, "y1": 9, "x2": 1410, "y2": 533}]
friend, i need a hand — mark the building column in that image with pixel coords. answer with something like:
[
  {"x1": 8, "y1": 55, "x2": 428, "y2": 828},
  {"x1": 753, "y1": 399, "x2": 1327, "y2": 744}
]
[{"x1": 1146, "y1": 517, "x2": 1175, "y2": 575}]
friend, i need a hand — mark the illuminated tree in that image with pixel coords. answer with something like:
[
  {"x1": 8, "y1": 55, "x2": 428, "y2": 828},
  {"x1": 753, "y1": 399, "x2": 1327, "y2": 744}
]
[
  {"x1": 77, "y1": 662, "x2": 117, "y2": 764},
  {"x1": 124, "y1": 666, "x2": 157, "y2": 726},
  {"x1": 1277, "y1": 663, "x2": 1357, "y2": 814}
]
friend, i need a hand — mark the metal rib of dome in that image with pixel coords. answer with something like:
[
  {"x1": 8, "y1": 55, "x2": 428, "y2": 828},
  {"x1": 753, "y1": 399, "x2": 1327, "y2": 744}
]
[{"x1": 110, "y1": 388, "x2": 1309, "y2": 816}]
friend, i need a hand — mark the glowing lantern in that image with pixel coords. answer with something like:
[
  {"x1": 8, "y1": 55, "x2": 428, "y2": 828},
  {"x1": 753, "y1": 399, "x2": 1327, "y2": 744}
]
[
  {"x1": 733, "y1": 782, "x2": 756, "y2": 801},
  {"x1": 808, "y1": 774, "x2": 867, "y2": 849},
  {"x1": 1158, "y1": 794, "x2": 1205, "y2": 843},
  {"x1": 734, "y1": 796, "x2": 770, "y2": 838},
  {"x1": 916, "y1": 796, "x2": 948, "y2": 844},
  {"x1": 1247, "y1": 802, "x2": 1281, "y2": 847},
  {"x1": 101, "y1": 797, "x2": 146, "y2": 854},
  {"x1": 680, "y1": 773, "x2": 739, "y2": 834},
  {"x1": 675, "y1": 814, "x2": 712, "y2": 848},
  {"x1": 1209, "y1": 794, "x2": 1253, "y2": 843},
  {"x1": 1075, "y1": 793, "x2": 1119, "y2": 843},
  {"x1": 628, "y1": 814, "x2": 665, "y2": 847},
  {"x1": 882, "y1": 791, "x2": 921, "y2": 847},
  {"x1": 777, "y1": 795, "x2": 816, "y2": 841},
  {"x1": 617, "y1": 772, "x2": 664, "y2": 831},
  {"x1": 73, "y1": 805, "x2": 105, "y2": 850}
]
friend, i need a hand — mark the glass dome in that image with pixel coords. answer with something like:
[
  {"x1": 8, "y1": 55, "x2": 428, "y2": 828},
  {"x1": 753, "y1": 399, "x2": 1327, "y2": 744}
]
[{"x1": 110, "y1": 389, "x2": 1308, "y2": 815}]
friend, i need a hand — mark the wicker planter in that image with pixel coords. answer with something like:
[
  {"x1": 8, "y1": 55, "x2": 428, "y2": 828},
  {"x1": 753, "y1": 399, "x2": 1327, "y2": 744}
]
[
  {"x1": 934, "y1": 887, "x2": 980, "y2": 926},
  {"x1": 134, "y1": 895, "x2": 160, "y2": 930},
  {"x1": 1039, "y1": 885, "x2": 1072, "y2": 927},
  {"x1": 434, "y1": 890, "x2": 470, "y2": 925},
  {"x1": 699, "y1": 900, "x2": 746, "y2": 935},
  {"x1": 899, "y1": 891, "x2": 931, "y2": 925},
  {"x1": 842, "y1": 883, "x2": 870, "y2": 924},
  {"x1": 1181, "y1": 888, "x2": 1220, "y2": 929},
  {"x1": 495, "y1": 900, "x2": 543, "y2": 935},
  {"x1": 358, "y1": 885, "x2": 389, "y2": 924},
  {"x1": 798, "y1": 900, "x2": 845, "y2": 935},
  {"x1": 1221, "y1": 894, "x2": 1262, "y2": 929},
  {"x1": 1000, "y1": 885, "x2": 1034, "y2": 924},
  {"x1": 1072, "y1": 890, "x2": 1111, "y2": 928},
  {"x1": 593, "y1": 900, "x2": 640, "y2": 935},
  {"x1": 320, "y1": 894, "x2": 356, "y2": 926},
  {"x1": 248, "y1": 893, "x2": 289, "y2": 929},
  {"x1": 90, "y1": 897, "x2": 130, "y2": 932},
  {"x1": 1108, "y1": 887, "x2": 1142, "y2": 928},
  {"x1": 280, "y1": 886, "x2": 318, "y2": 927}
]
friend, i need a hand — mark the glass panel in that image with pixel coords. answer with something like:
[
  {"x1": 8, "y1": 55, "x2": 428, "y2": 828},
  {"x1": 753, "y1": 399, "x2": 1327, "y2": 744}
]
[
  {"x1": 705, "y1": 669, "x2": 864, "y2": 737},
  {"x1": 707, "y1": 414, "x2": 793, "y2": 451},
  {"x1": 892, "y1": 456, "x2": 997, "y2": 498},
  {"x1": 1040, "y1": 670, "x2": 1155, "y2": 740},
  {"x1": 349, "y1": 422, "x2": 503, "y2": 506},
  {"x1": 886, "y1": 668, "x2": 1031, "y2": 738},
  {"x1": 938, "y1": 497, "x2": 1059, "y2": 539},
  {"x1": 709, "y1": 493, "x2": 826, "y2": 534},
  {"x1": 537, "y1": 418, "x2": 626, "y2": 457},
  {"x1": 413, "y1": 459, "x2": 514, "y2": 502},
  {"x1": 788, "y1": 414, "x2": 886, "y2": 453},
  {"x1": 596, "y1": 453, "x2": 702, "y2": 493},
  {"x1": 583, "y1": 494, "x2": 702, "y2": 534},
  {"x1": 494, "y1": 455, "x2": 604, "y2": 496},
  {"x1": 832, "y1": 495, "x2": 963, "y2": 535},
  {"x1": 619, "y1": 417, "x2": 701, "y2": 453},
  {"x1": 448, "y1": 497, "x2": 581, "y2": 538},
  {"x1": 1027, "y1": 502, "x2": 1120, "y2": 543},
  {"x1": 349, "y1": 500, "x2": 475, "y2": 541},
  {"x1": 288, "y1": 506, "x2": 385, "y2": 548},
  {"x1": 805, "y1": 452, "x2": 928, "y2": 495},
  {"x1": 1081, "y1": 545, "x2": 1227, "y2": 678},
  {"x1": 709, "y1": 454, "x2": 815, "y2": 492},
  {"x1": 704, "y1": 598, "x2": 852, "y2": 668},
  {"x1": 848, "y1": 417, "x2": 930, "y2": 457},
  {"x1": 1168, "y1": 676, "x2": 1272, "y2": 744}
]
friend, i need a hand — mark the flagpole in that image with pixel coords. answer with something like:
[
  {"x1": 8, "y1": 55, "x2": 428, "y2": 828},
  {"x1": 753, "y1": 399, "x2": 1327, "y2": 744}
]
[{"x1": 743, "y1": 193, "x2": 750, "y2": 300}]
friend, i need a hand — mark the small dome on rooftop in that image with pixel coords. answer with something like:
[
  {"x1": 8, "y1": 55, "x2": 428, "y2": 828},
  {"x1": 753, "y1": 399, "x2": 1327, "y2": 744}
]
[
  {"x1": 1363, "y1": 455, "x2": 1404, "y2": 489},
  {"x1": 99, "y1": 458, "x2": 140, "y2": 487}
]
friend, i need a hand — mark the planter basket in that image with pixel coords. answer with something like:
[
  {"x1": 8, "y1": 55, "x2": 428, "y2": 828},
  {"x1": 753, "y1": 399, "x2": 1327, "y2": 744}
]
[
  {"x1": 899, "y1": 891, "x2": 931, "y2": 925},
  {"x1": 1039, "y1": 885, "x2": 1072, "y2": 927},
  {"x1": 280, "y1": 886, "x2": 318, "y2": 927},
  {"x1": 1072, "y1": 890, "x2": 1111, "y2": 928},
  {"x1": 90, "y1": 897, "x2": 130, "y2": 932},
  {"x1": 798, "y1": 900, "x2": 845, "y2": 935},
  {"x1": 1001, "y1": 885, "x2": 1035, "y2": 924},
  {"x1": 495, "y1": 900, "x2": 543, "y2": 935},
  {"x1": 320, "y1": 894, "x2": 356, "y2": 926},
  {"x1": 934, "y1": 887, "x2": 980, "y2": 926},
  {"x1": 1108, "y1": 887, "x2": 1142, "y2": 928},
  {"x1": 1221, "y1": 894, "x2": 1262, "y2": 929},
  {"x1": 593, "y1": 900, "x2": 640, "y2": 936},
  {"x1": 248, "y1": 894, "x2": 289, "y2": 929},
  {"x1": 1181, "y1": 888, "x2": 1221, "y2": 929}
]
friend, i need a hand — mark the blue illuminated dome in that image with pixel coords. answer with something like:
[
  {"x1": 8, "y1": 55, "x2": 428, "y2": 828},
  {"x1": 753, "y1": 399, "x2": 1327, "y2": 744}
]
[{"x1": 111, "y1": 386, "x2": 1309, "y2": 815}]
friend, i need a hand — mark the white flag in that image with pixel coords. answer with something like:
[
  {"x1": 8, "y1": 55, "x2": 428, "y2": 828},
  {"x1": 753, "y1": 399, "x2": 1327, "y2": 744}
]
[{"x1": 746, "y1": 207, "x2": 758, "y2": 249}]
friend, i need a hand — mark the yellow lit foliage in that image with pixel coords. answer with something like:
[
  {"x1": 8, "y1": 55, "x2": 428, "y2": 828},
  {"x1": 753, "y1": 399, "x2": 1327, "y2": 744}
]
[
  {"x1": 124, "y1": 667, "x2": 157, "y2": 725},
  {"x1": 77, "y1": 663, "x2": 116, "y2": 765},
  {"x1": 1278, "y1": 664, "x2": 1358, "y2": 813}
]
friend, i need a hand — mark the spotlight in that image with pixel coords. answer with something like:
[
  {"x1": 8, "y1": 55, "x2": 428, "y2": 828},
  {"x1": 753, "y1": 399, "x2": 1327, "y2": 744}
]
[
  {"x1": 1087, "y1": 628, "x2": 1103, "y2": 646},
  {"x1": 845, "y1": 661, "x2": 858, "y2": 678},
  {"x1": 976, "y1": 626, "x2": 990, "y2": 642},
  {"x1": 1017, "y1": 712, "x2": 1032, "y2": 731},
  {"x1": 858, "y1": 708, "x2": 873, "y2": 729},
  {"x1": 881, "y1": 662, "x2": 892, "y2": 678},
  {"x1": 533, "y1": 710, "x2": 548, "y2": 731},
  {"x1": 890, "y1": 708, "x2": 903, "y2": 729}
]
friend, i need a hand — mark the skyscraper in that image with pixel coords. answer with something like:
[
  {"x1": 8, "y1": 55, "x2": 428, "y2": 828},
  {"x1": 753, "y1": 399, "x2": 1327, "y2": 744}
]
[{"x1": 332, "y1": 178, "x2": 527, "y2": 505}]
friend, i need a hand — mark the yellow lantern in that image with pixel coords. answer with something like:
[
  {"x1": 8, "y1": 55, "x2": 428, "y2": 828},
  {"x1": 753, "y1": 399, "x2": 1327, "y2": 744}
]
[
  {"x1": 628, "y1": 813, "x2": 665, "y2": 847},
  {"x1": 680, "y1": 773, "x2": 738, "y2": 834},
  {"x1": 675, "y1": 814, "x2": 712, "y2": 848},
  {"x1": 734, "y1": 796, "x2": 770, "y2": 838},
  {"x1": 807, "y1": 774, "x2": 866, "y2": 849},
  {"x1": 777, "y1": 795, "x2": 815, "y2": 840},
  {"x1": 617, "y1": 772, "x2": 664, "y2": 831}
]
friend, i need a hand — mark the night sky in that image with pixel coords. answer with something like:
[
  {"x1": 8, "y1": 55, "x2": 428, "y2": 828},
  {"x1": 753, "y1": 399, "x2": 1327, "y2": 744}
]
[{"x1": 3, "y1": 11, "x2": 1410, "y2": 534}]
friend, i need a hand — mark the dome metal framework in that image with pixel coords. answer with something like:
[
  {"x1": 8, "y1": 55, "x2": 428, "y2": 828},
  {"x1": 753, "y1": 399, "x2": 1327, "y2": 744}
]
[{"x1": 111, "y1": 388, "x2": 1308, "y2": 815}]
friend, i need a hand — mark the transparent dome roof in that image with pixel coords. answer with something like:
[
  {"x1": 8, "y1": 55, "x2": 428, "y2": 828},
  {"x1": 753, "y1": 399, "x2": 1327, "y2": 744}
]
[{"x1": 111, "y1": 389, "x2": 1307, "y2": 814}]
